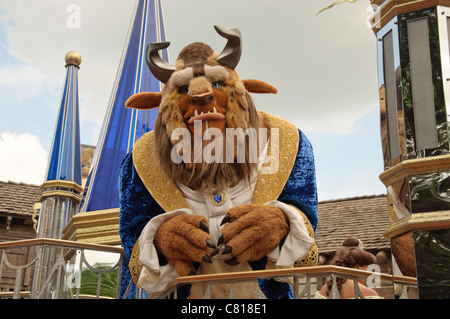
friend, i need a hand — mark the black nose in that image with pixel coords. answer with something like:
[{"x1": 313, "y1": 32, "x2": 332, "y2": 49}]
[{"x1": 190, "y1": 92, "x2": 214, "y2": 105}]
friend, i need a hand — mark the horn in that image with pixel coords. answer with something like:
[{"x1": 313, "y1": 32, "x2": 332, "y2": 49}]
[
  {"x1": 146, "y1": 42, "x2": 176, "y2": 84},
  {"x1": 214, "y1": 25, "x2": 242, "y2": 70}
]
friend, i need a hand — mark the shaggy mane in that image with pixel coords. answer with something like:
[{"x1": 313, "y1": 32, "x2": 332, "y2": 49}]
[{"x1": 154, "y1": 81, "x2": 263, "y2": 194}]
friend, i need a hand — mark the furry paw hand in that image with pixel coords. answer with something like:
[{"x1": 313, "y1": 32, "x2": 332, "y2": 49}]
[
  {"x1": 219, "y1": 204, "x2": 289, "y2": 266},
  {"x1": 154, "y1": 214, "x2": 216, "y2": 276}
]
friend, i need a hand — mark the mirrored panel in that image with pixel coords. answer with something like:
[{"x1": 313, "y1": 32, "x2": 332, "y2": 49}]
[
  {"x1": 407, "y1": 17, "x2": 439, "y2": 151},
  {"x1": 377, "y1": 17, "x2": 406, "y2": 168},
  {"x1": 398, "y1": 7, "x2": 449, "y2": 158},
  {"x1": 384, "y1": 30, "x2": 402, "y2": 160}
]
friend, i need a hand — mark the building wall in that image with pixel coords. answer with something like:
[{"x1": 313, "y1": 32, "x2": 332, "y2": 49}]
[{"x1": 0, "y1": 215, "x2": 37, "y2": 292}]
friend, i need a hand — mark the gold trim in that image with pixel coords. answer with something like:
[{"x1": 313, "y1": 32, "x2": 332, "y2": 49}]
[
  {"x1": 252, "y1": 112, "x2": 299, "y2": 205},
  {"x1": 384, "y1": 210, "x2": 450, "y2": 239},
  {"x1": 379, "y1": 154, "x2": 450, "y2": 187},
  {"x1": 288, "y1": 205, "x2": 318, "y2": 268},
  {"x1": 40, "y1": 190, "x2": 82, "y2": 203},
  {"x1": 41, "y1": 180, "x2": 83, "y2": 194},
  {"x1": 129, "y1": 241, "x2": 142, "y2": 284},
  {"x1": 132, "y1": 132, "x2": 188, "y2": 212},
  {"x1": 62, "y1": 208, "x2": 121, "y2": 245}
]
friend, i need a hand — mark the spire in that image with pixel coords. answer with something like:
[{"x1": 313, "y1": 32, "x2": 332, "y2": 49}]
[
  {"x1": 37, "y1": 51, "x2": 83, "y2": 240},
  {"x1": 79, "y1": 0, "x2": 167, "y2": 213},
  {"x1": 44, "y1": 51, "x2": 82, "y2": 186},
  {"x1": 33, "y1": 52, "x2": 83, "y2": 297}
]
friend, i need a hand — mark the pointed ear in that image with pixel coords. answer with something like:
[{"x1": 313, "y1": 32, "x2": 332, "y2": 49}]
[
  {"x1": 242, "y1": 79, "x2": 278, "y2": 94},
  {"x1": 125, "y1": 92, "x2": 162, "y2": 109}
]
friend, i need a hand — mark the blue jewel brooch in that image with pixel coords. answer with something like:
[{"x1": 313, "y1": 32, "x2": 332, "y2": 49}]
[{"x1": 210, "y1": 192, "x2": 226, "y2": 206}]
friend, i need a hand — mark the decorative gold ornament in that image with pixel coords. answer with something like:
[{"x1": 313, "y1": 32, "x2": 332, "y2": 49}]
[
  {"x1": 65, "y1": 51, "x2": 82, "y2": 67},
  {"x1": 384, "y1": 210, "x2": 450, "y2": 240}
]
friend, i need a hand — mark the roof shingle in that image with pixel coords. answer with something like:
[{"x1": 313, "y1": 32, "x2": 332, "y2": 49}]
[
  {"x1": 0, "y1": 181, "x2": 42, "y2": 216},
  {"x1": 315, "y1": 194, "x2": 391, "y2": 255}
]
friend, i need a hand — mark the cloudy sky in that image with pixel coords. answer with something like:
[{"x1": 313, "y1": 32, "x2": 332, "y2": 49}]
[{"x1": 0, "y1": 0, "x2": 387, "y2": 201}]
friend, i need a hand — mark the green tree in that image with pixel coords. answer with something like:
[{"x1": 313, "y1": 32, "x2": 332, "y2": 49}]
[{"x1": 74, "y1": 263, "x2": 119, "y2": 299}]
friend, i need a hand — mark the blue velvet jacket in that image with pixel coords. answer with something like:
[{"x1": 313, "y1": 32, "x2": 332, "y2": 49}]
[{"x1": 118, "y1": 112, "x2": 318, "y2": 299}]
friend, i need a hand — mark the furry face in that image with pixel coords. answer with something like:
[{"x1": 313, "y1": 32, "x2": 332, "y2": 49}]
[
  {"x1": 125, "y1": 26, "x2": 277, "y2": 192},
  {"x1": 154, "y1": 46, "x2": 261, "y2": 192}
]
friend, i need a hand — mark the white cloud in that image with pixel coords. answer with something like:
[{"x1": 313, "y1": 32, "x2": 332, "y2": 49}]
[
  {"x1": 0, "y1": 0, "x2": 135, "y2": 138},
  {"x1": 0, "y1": 131, "x2": 48, "y2": 185},
  {"x1": 0, "y1": 65, "x2": 50, "y2": 103}
]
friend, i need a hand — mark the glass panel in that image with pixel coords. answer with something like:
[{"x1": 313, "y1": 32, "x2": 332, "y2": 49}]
[
  {"x1": 407, "y1": 18, "x2": 439, "y2": 151},
  {"x1": 383, "y1": 31, "x2": 402, "y2": 160}
]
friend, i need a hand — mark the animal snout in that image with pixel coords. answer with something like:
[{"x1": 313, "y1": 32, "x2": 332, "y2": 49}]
[{"x1": 190, "y1": 92, "x2": 214, "y2": 105}]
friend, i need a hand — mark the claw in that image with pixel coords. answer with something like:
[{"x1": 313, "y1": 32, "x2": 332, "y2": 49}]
[
  {"x1": 199, "y1": 220, "x2": 209, "y2": 234},
  {"x1": 211, "y1": 248, "x2": 220, "y2": 257},
  {"x1": 206, "y1": 239, "x2": 216, "y2": 249},
  {"x1": 224, "y1": 257, "x2": 239, "y2": 266},
  {"x1": 222, "y1": 245, "x2": 232, "y2": 255},
  {"x1": 202, "y1": 254, "x2": 213, "y2": 263},
  {"x1": 218, "y1": 234, "x2": 224, "y2": 246},
  {"x1": 220, "y1": 213, "x2": 232, "y2": 226}
]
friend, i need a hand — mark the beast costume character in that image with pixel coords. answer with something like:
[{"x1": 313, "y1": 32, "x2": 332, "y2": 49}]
[{"x1": 119, "y1": 26, "x2": 318, "y2": 299}]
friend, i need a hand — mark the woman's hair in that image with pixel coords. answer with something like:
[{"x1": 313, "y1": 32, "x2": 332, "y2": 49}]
[{"x1": 325, "y1": 237, "x2": 376, "y2": 297}]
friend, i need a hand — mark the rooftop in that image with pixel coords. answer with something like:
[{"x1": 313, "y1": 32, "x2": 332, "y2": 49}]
[
  {"x1": 315, "y1": 194, "x2": 390, "y2": 255},
  {"x1": 0, "y1": 181, "x2": 42, "y2": 217}
]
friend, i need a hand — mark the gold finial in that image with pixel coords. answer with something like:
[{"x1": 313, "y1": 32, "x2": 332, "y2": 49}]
[{"x1": 65, "y1": 51, "x2": 82, "y2": 67}]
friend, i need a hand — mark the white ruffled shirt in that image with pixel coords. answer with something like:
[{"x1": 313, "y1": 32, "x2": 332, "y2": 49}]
[{"x1": 136, "y1": 143, "x2": 314, "y2": 298}]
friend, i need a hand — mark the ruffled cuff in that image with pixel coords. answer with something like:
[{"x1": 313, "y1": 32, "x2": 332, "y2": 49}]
[
  {"x1": 265, "y1": 200, "x2": 314, "y2": 268},
  {"x1": 136, "y1": 208, "x2": 193, "y2": 296}
]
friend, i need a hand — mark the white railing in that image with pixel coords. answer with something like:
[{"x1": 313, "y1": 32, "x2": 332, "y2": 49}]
[
  {"x1": 0, "y1": 239, "x2": 417, "y2": 299},
  {"x1": 0, "y1": 238, "x2": 126, "y2": 299},
  {"x1": 149, "y1": 265, "x2": 417, "y2": 299}
]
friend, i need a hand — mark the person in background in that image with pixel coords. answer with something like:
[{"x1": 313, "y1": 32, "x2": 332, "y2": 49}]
[{"x1": 316, "y1": 237, "x2": 382, "y2": 299}]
